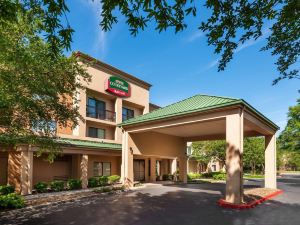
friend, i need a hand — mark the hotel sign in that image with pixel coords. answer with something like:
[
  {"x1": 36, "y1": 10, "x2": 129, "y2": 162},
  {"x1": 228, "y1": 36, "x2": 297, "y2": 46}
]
[{"x1": 105, "y1": 76, "x2": 131, "y2": 97}]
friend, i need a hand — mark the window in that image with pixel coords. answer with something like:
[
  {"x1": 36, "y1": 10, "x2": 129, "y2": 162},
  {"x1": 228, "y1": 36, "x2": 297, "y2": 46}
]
[
  {"x1": 32, "y1": 120, "x2": 56, "y2": 134},
  {"x1": 93, "y1": 162, "x2": 111, "y2": 176},
  {"x1": 88, "y1": 127, "x2": 105, "y2": 139},
  {"x1": 187, "y1": 146, "x2": 193, "y2": 155},
  {"x1": 122, "y1": 107, "x2": 134, "y2": 121},
  {"x1": 87, "y1": 98, "x2": 106, "y2": 119}
]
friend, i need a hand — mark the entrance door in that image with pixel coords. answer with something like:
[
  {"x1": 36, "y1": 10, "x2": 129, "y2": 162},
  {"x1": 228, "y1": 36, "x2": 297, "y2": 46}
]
[
  {"x1": 133, "y1": 159, "x2": 145, "y2": 181},
  {"x1": 0, "y1": 155, "x2": 8, "y2": 185}
]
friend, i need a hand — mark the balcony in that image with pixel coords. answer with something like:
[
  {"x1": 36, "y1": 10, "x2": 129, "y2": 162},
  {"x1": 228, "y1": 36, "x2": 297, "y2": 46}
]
[{"x1": 86, "y1": 105, "x2": 116, "y2": 122}]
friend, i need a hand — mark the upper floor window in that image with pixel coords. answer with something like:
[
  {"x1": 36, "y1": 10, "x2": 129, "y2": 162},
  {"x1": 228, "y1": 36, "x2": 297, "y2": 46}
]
[
  {"x1": 86, "y1": 97, "x2": 116, "y2": 122},
  {"x1": 122, "y1": 107, "x2": 134, "y2": 121},
  {"x1": 88, "y1": 127, "x2": 105, "y2": 139},
  {"x1": 32, "y1": 120, "x2": 56, "y2": 134}
]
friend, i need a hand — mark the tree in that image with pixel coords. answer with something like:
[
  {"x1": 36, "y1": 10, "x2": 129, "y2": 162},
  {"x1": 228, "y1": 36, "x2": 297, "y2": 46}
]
[
  {"x1": 192, "y1": 140, "x2": 226, "y2": 166},
  {"x1": 277, "y1": 98, "x2": 300, "y2": 170},
  {"x1": 243, "y1": 137, "x2": 265, "y2": 174},
  {"x1": 0, "y1": 1, "x2": 90, "y2": 160},
  {"x1": 100, "y1": 0, "x2": 300, "y2": 84}
]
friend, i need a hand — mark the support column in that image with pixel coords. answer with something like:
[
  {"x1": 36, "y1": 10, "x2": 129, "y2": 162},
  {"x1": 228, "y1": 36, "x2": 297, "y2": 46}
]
[
  {"x1": 171, "y1": 158, "x2": 177, "y2": 181},
  {"x1": 150, "y1": 157, "x2": 156, "y2": 182},
  {"x1": 115, "y1": 98, "x2": 123, "y2": 142},
  {"x1": 265, "y1": 134, "x2": 277, "y2": 189},
  {"x1": 144, "y1": 158, "x2": 149, "y2": 182},
  {"x1": 20, "y1": 145, "x2": 33, "y2": 195},
  {"x1": 80, "y1": 154, "x2": 88, "y2": 189},
  {"x1": 179, "y1": 157, "x2": 187, "y2": 184},
  {"x1": 225, "y1": 111, "x2": 244, "y2": 204},
  {"x1": 122, "y1": 132, "x2": 134, "y2": 186}
]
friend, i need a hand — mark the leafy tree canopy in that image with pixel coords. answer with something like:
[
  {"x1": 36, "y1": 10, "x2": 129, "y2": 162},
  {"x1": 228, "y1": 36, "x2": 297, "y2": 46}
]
[
  {"x1": 278, "y1": 98, "x2": 300, "y2": 151},
  {"x1": 0, "y1": 0, "x2": 90, "y2": 160},
  {"x1": 100, "y1": 0, "x2": 300, "y2": 84}
]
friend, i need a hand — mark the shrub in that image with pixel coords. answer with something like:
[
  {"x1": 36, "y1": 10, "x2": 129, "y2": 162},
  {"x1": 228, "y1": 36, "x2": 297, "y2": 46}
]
[
  {"x1": 187, "y1": 173, "x2": 201, "y2": 181},
  {"x1": 99, "y1": 176, "x2": 109, "y2": 186},
  {"x1": 102, "y1": 187, "x2": 111, "y2": 193},
  {"x1": 212, "y1": 173, "x2": 226, "y2": 180},
  {"x1": 108, "y1": 175, "x2": 120, "y2": 184},
  {"x1": 50, "y1": 181, "x2": 65, "y2": 192},
  {"x1": 34, "y1": 182, "x2": 48, "y2": 193},
  {"x1": 88, "y1": 177, "x2": 99, "y2": 188},
  {"x1": 0, "y1": 193, "x2": 25, "y2": 209},
  {"x1": 0, "y1": 185, "x2": 15, "y2": 195},
  {"x1": 162, "y1": 174, "x2": 174, "y2": 181},
  {"x1": 67, "y1": 179, "x2": 82, "y2": 190},
  {"x1": 201, "y1": 172, "x2": 213, "y2": 178}
]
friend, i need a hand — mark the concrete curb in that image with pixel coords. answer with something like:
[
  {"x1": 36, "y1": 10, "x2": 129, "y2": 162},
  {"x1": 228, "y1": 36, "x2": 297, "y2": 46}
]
[{"x1": 218, "y1": 190, "x2": 283, "y2": 210}]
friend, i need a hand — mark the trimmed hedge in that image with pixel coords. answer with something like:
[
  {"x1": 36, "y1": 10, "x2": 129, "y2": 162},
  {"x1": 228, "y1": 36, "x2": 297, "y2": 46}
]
[
  {"x1": 99, "y1": 176, "x2": 109, "y2": 186},
  {"x1": 162, "y1": 174, "x2": 174, "y2": 181},
  {"x1": 34, "y1": 182, "x2": 48, "y2": 193},
  {"x1": 0, "y1": 185, "x2": 15, "y2": 195},
  {"x1": 67, "y1": 179, "x2": 82, "y2": 190},
  {"x1": 187, "y1": 173, "x2": 201, "y2": 181},
  {"x1": 108, "y1": 175, "x2": 120, "y2": 184},
  {"x1": 212, "y1": 173, "x2": 226, "y2": 180},
  {"x1": 50, "y1": 181, "x2": 65, "y2": 192},
  {"x1": 88, "y1": 177, "x2": 99, "y2": 188},
  {"x1": 0, "y1": 193, "x2": 25, "y2": 209}
]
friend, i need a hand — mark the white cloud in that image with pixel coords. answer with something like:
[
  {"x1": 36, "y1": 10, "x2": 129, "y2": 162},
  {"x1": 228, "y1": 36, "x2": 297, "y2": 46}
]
[
  {"x1": 205, "y1": 27, "x2": 271, "y2": 70},
  {"x1": 186, "y1": 31, "x2": 205, "y2": 42},
  {"x1": 81, "y1": 0, "x2": 107, "y2": 59}
]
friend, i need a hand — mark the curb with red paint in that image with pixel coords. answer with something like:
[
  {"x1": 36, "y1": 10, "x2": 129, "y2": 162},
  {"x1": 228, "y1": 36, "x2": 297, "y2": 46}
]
[{"x1": 218, "y1": 190, "x2": 283, "y2": 209}]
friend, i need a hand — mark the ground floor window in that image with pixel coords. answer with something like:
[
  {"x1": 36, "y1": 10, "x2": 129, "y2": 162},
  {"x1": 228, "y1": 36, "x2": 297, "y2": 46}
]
[{"x1": 93, "y1": 162, "x2": 111, "y2": 176}]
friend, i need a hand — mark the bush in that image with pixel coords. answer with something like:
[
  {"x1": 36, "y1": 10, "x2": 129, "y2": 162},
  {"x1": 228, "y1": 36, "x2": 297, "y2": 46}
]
[
  {"x1": 201, "y1": 172, "x2": 213, "y2": 178},
  {"x1": 212, "y1": 173, "x2": 226, "y2": 180},
  {"x1": 187, "y1": 173, "x2": 201, "y2": 181},
  {"x1": 88, "y1": 177, "x2": 99, "y2": 188},
  {"x1": 34, "y1": 182, "x2": 48, "y2": 193},
  {"x1": 67, "y1": 179, "x2": 82, "y2": 190},
  {"x1": 50, "y1": 181, "x2": 65, "y2": 192},
  {"x1": 99, "y1": 176, "x2": 109, "y2": 186},
  {"x1": 108, "y1": 175, "x2": 120, "y2": 184},
  {"x1": 162, "y1": 174, "x2": 174, "y2": 181},
  {"x1": 0, "y1": 193, "x2": 25, "y2": 209},
  {"x1": 102, "y1": 187, "x2": 112, "y2": 193},
  {"x1": 0, "y1": 185, "x2": 15, "y2": 195}
]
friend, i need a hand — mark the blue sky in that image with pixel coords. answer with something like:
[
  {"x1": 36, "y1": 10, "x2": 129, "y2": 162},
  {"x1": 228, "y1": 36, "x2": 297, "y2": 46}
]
[{"x1": 67, "y1": 0, "x2": 299, "y2": 133}]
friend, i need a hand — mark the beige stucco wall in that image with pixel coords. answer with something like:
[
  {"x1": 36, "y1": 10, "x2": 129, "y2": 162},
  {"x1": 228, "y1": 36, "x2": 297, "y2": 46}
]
[
  {"x1": 129, "y1": 131, "x2": 186, "y2": 158},
  {"x1": 33, "y1": 155, "x2": 72, "y2": 184},
  {"x1": 87, "y1": 155, "x2": 121, "y2": 178}
]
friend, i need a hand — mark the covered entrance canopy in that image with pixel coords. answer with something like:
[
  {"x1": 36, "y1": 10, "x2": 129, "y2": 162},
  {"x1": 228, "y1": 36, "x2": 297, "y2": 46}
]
[{"x1": 119, "y1": 95, "x2": 279, "y2": 204}]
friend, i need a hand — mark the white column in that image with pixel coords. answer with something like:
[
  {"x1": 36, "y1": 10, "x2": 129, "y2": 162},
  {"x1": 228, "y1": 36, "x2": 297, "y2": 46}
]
[
  {"x1": 265, "y1": 134, "x2": 277, "y2": 189},
  {"x1": 20, "y1": 145, "x2": 33, "y2": 195},
  {"x1": 80, "y1": 154, "x2": 88, "y2": 189},
  {"x1": 122, "y1": 132, "x2": 134, "y2": 186},
  {"x1": 171, "y1": 158, "x2": 177, "y2": 181},
  {"x1": 225, "y1": 111, "x2": 244, "y2": 204},
  {"x1": 150, "y1": 157, "x2": 157, "y2": 182},
  {"x1": 179, "y1": 157, "x2": 188, "y2": 184},
  {"x1": 115, "y1": 98, "x2": 123, "y2": 142}
]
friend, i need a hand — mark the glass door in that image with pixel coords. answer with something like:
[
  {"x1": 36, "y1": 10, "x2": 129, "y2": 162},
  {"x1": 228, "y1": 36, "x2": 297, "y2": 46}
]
[{"x1": 133, "y1": 159, "x2": 145, "y2": 181}]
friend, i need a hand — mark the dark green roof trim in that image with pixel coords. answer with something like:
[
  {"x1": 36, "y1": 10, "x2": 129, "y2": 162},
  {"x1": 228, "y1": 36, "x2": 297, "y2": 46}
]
[
  {"x1": 118, "y1": 94, "x2": 279, "y2": 130},
  {"x1": 56, "y1": 138, "x2": 122, "y2": 150}
]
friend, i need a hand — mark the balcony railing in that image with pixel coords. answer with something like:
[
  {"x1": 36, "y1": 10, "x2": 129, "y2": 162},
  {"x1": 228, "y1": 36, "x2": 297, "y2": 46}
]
[
  {"x1": 122, "y1": 114, "x2": 135, "y2": 122},
  {"x1": 86, "y1": 106, "x2": 116, "y2": 122}
]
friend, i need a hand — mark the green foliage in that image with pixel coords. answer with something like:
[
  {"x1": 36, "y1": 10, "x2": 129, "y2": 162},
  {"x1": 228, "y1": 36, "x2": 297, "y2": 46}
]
[
  {"x1": 101, "y1": 187, "x2": 112, "y2": 193},
  {"x1": 0, "y1": 0, "x2": 90, "y2": 160},
  {"x1": 100, "y1": 0, "x2": 300, "y2": 83},
  {"x1": 243, "y1": 137, "x2": 265, "y2": 174},
  {"x1": 88, "y1": 177, "x2": 99, "y2": 188},
  {"x1": 50, "y1": 181, "x2": 65, "y2": 192},
  {"x1": 0, "y1": 193, "x2": 25, "y2": 209},
  {"x1": 162, "y1": 174, "x2": 174, "y2": 181},
  {"x1": 34, "y1": 182, "x2": 48, "y2": 193},
  {"x1": 0, "y1": 185, "x2": 14, "y2": 195},
  {"x1": 108, "y1": 175, "x2": 120, "y2": 184},
  {"x1": 67, "y1": 179, "x2": 82, "y2": 190},
  {"x1": 99, "y1": 176, "x2": 109, "y2": 186},
  {"x1": 187, "y1": 173, "x2": 201, "y2": 181},
  {"x1": 192, "y1": 140, "x2": 226, "y2": 165},
  {"x1": 212, "y1": 173, "x2": 226, "y2": 180}
]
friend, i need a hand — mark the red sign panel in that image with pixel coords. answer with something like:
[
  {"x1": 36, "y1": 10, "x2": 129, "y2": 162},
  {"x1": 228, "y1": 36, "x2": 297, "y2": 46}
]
[{"x1": 105, "y1": 76, "x2": 131, "y2": 97}]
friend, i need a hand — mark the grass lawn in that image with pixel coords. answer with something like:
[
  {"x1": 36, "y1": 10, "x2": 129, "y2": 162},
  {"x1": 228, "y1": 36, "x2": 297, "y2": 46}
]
[{"x1": 243, "y1": 174, "x2": 264, "y2": 179}]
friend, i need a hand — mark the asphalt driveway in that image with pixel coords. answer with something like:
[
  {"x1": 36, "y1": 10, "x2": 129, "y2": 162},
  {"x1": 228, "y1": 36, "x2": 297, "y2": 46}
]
[{"x1": 1, "y1": 174, "x2": 300, "y2": 225}]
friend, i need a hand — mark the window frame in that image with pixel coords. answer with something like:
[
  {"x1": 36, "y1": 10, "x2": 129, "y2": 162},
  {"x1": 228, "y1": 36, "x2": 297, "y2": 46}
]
[
  {"x1": 122, "y1": 107, "x2": 134, "y2": 121},
  {"x1": 88, "y1": 127, "x2": 106, "y2": 139},
  {"x1": 93, "y1": 162, "x2": 111, "y2": 177}
]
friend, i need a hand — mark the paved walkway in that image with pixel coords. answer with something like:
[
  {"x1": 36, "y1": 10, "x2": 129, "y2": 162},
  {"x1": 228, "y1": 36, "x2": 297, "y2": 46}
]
[{"x1": 1, "y1": 174, "x2": 300, "y2": 225}]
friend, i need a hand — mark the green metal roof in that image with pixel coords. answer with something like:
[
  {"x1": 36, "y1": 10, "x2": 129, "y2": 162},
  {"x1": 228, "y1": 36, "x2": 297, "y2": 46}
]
[
  {"x1": 119, "y1": 94, "x2": 279, "y2": 129},
  {"x1": 57, "y1": 138, "x2": 122, "y2": 150}
]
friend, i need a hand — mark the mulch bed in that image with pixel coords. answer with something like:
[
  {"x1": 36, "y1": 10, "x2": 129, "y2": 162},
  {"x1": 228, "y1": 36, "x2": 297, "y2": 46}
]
[{"x1": 218, "y1": 188, "x2": 283, "y2": 209}]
